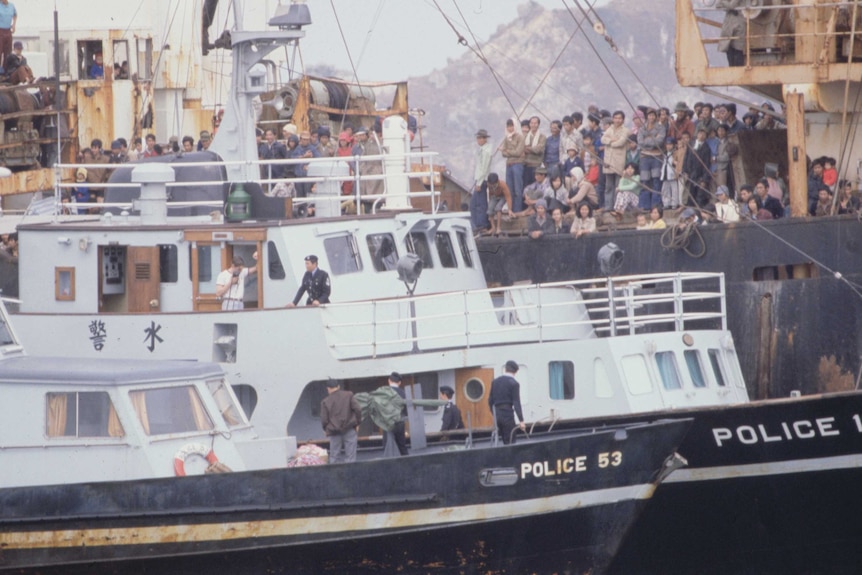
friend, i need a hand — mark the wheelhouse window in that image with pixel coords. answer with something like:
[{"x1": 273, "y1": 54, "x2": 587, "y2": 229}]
[
  {"x1": 684, "y1": 350, "x2": 708, "y2": 388},
  {"x1": 207, "y1": 379, "x2": 246, "y2": 427},
  {"x1": 324, "y1": 235, "x2": 362, "y2": 275},
  {"x1": 367, "y1": 233, "x2": 399, "y2": 271},
  {"x1": 130, "y1": 385, "x2": 214, "y2": 435},
  {"x1": 549, "y1": 360, "x2": 574, "y2": 400},
  {"x1": 159, "y1": 244, "x2": 178, "y2": 283},
  {"x1": 708, "y1": 349, "x2": 727, "y2": 387},
  {"x1": 456, "y1": 230, "x2": 474, "y2": 268},
  {"x1": 46, "y1": 391, "x2": 124, "y2": 437},
  {"x1": 655, "y1": 351, "x2": 683, "y2": 390},
  {"x1": 267, "y1": 241, "x2": 286, "y2": 279},
  {"x1": 622, "y1": 354, "x2": 652, "y2": 395},
  {"x1": 435, "y1": 232, "x2": 457, "y2": 268},
  {"x1": 407, "y1": 231, "x2": 434, "y2": 269}
]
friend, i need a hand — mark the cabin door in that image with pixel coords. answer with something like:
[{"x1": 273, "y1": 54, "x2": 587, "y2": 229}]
[
  {"x1": 454, "y1": 367, "x2": 495, "y2": 429},
  {"x1": 190, "y1": 239, "x2": 264, "y2": 312},
  {"x1": 127, "y1": 247, "x2": 161, "y2": 312},
  {"x1": 191, "y1": 242, "x2": 230, "y2": 312}
]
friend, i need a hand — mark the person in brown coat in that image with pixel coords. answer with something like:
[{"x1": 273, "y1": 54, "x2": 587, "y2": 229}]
[{"x1": 320, "y1": 380, "x2": 363, "y2": 464}]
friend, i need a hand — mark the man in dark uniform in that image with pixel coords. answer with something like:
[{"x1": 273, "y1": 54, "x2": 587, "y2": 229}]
[
  {"x1": 488, "y1": 360, "x2": 526, "y2": 444},
  {"x1": 439, "y1": 386, "x2": 464, "y2": 431},
  {"x1": 386, "y1": 372, "x2": 409, "y2": 456},
  {"x1": 287, "y1": 254, "x2": 331, "y2": 307}
]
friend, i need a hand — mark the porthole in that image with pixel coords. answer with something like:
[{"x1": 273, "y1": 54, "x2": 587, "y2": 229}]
[{"x1": 464, "y1": 377, "x2": 485, "y2": 402}]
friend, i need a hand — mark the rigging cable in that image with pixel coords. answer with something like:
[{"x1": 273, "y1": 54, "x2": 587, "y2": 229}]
[
  {"x1": 437, "y1": 0, "x2": 520, "y2": 118},
  {"x1": 329, "y1": 0, "x2": 365, "y2": 132},
  {"x1": 516, "y1": 0, "x2": 597, "y2": 119},
  {"x1": 569, "y1": 0, "x2": 662, "y2": 108},
  {"x1": 558, "y1": 0, "x2": 639, "y2": 115}
]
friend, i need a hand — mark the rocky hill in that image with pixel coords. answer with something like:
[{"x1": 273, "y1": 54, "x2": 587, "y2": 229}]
[{"x1": 407, "y1": 0, "x2": 711, "y2": 186}]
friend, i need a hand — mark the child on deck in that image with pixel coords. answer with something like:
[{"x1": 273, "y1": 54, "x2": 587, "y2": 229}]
[
  {"x1": 660, "y1": 137, "x2": 680, "y2": 209},
  {"x1": 613, "y1": 162, "x2": 641, "y2": 215}
]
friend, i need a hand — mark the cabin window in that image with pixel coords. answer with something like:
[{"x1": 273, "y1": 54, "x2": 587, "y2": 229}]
[
  {"x1": 464, "y1": 377, "x2": 485, "y2": 402},
  {"x1": 194, "y1": 244, "x2": 217, "y2": 283},
  {"x1": 549, "y1": 361, "x2": 574, "y2": 400},
  {"x1": 159, "y1": 244, "x2": 178, "y2": 283},
  {"x1": 655, "y1": 351, "x2": 683, "y2": 390},
  {"x1": 55, "y1": 267, "x2": 75, "y2": 301},
  {"x1": 708, "y1": 349, "x2": 728, "y2": 387},
  {"x1": 136, "y1": 37, "x2": 153, "y2": 81},
  {"x1": 435, "y1": 232, "x2": 458, "y2": 268},
  {"x1": 324, "y1": 235, "x2": 362, "y2": 275},
  {"x1": 367, "y1": 233, "x2": 399, "y2": 271},
  {"x1": 0, "y1": 313, "x2": 13, "y2": 346},
  {"x1": 456, "y1": 230, "x2": 474, "y2": 268},
  {"x1": 77, "y1": 40, "x2": 104, "y2": 80},
  {"x1": 407, "y1": 232, "x2": 434, "y2": 269},
  {"x1": 684, "y1": 350, "x2": 708, "y2": 388},
  {"x1": 231, "y1": 384, "x2": 258, "y2": 419},
  {"x1": 130, "y1": 386, "x2": 214, "y2": 435},
  {"x1": 267, "y1": 241, "x2": 286, "y2": 279},
  {"x1": 112, "y1": 40, "x2": 130, "y2": 80},
  {"x1": 621, "y1": 355, "x2": 653, "y2": 395},
  {"x1": 46, "y1": 392, "x2": 124, "y2": 438},
  {"x1": 50, "y1": 38, "x2": 71, "y2": 78},
  {"x1": 207, "y1": 379, "x2": 246, "y2": 427},
  {"x1": 594, "y1": 358, "x2": 614, "y2": 398}
]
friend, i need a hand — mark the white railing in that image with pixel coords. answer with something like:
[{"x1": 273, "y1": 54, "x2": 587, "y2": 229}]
[
  {"x1": 321, "y1": 272, "x2": 727, "y2": 359},
  {"x1": 51, "y1": 150, "x2": 443, "y2": 216}
]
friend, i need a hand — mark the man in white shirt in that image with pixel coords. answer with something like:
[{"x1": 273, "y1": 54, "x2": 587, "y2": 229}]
[
  {"x1": 216, "y1": 255, "x2": 257, "y2": 310},
  {"x1": 714, "y1": 185, "x2": 740, "y2": 223}
]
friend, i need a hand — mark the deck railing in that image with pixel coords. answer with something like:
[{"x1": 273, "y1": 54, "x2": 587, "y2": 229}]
[
  {"x1": 321, "y1": 272, "x2": 727, "y2": 358},
  {"x1": 50, "y1": 150, "x2": 444, "y2": 217}
]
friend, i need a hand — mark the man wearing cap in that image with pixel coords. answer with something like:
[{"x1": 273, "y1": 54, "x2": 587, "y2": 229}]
[
  {"x1": 320, "y1": 380, "x2": 363, "y2": 464},
  {"x1": 669, "y1": 102, "x2": 696, "y2": 141},
  {"x1": 714, "y1": 185, "x2": 740, "y2": 222},
  {"x1": 470, "y1": 129, "x2": 492, "y2": 234},
  {"x1": 384, "y1": 372, "x2": 409, "y2": 456},
  {"x1": 439, "y1": 386, "x2": 464, "y2": 432},
  {"x1": 287, "y1": 255, "x2": 331, "y2": 307},
  {"x1": 0, "y1": 0, "x2": 16, "y2": 70},
  {"x1": 216, "y1": 256, "x2": 257, "y2": 311},
  {"x1": 517, "y1": 165, "x2": 550, "y2": 216},
  {"x1": 488, "y1": 361, "x2": 526, "y2": 445},
  {"x1": 316, "y1": 126, "x2": 335, "y2": 157},
  {"x1": 4, "y1": 40, "x2": 31, "y2": 84},
  {"x1": 198, "y1": 130, "x2": 212, "y2": 151},
  {"x1": 526, "y1": 198, "x2": 553, "y2": 240},
  {"x1": 108, "y1": 140, "x2": 126, "y2": 164},
  {"x1": 291, "y1": 130, "x2": 321, "y2": 197}
]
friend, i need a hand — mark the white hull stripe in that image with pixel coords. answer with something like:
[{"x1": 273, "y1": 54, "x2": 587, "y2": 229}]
[
  {"x1": 3, "y1": 483, "x2": 655, "y2": 550},
  {"x1": 665, "y1": 453, "x2": 862, "y2": 483}
]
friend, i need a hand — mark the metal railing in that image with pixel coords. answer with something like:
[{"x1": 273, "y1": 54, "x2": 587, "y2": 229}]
[
  {"x1": 321, "y1": 272, "x2": 727, "y2": 357},
  {"x1": 50, "y1": 150, "x2": 443, "y2": 216}
]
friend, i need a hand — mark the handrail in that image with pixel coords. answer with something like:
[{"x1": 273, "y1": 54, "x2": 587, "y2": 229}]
[{"x1": 322, "y1": 272, "x2": 727, "y2": 354}]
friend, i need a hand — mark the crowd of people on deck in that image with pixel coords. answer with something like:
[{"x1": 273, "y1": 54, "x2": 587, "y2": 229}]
[{"x1": 469, "y1": 100, "x2": 852, "y2": 238}]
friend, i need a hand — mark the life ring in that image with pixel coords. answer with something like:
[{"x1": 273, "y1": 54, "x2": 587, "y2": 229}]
[{"x1": 173, "y1": 443, "x2": 219, "y2": 477}]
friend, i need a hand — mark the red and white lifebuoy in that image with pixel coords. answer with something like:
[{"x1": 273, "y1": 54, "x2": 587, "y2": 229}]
[{"x1": 173, "y1": 443, "x2": 219, "y2": 476}]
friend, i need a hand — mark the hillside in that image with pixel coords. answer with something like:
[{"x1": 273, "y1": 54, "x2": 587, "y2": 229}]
[{"x1": 407, "y1": 0, "x2": 710, "y2": 185}]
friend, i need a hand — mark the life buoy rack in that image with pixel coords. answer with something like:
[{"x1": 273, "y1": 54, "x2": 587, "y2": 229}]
[{"x1": 173, "y1": 443, "x2": 219, "y2": 476}]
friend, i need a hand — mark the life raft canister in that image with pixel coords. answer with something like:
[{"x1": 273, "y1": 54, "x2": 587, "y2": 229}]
[{"x1": 173, "y1": 443, "x2": 219, "y2": 476}]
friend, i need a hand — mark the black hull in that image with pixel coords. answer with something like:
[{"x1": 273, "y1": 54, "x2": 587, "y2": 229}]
[
  {"x1": 477, "y1": 216, "x2": 862, "y2": 400},
  {"x1": 544, "y1": 391, "x2": 862, "y2": 575},
  {"x1": 0, "y1": 420, "x2": 689, "y2": 574}
]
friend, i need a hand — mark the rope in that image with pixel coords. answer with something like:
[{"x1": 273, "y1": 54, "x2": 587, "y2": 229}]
[
  {"x1": 660, "y1": 220, "x2": 707, "y2": 258},
  {"x1": 329, "y1": 0, "x2": 365, "y2": 133}
]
